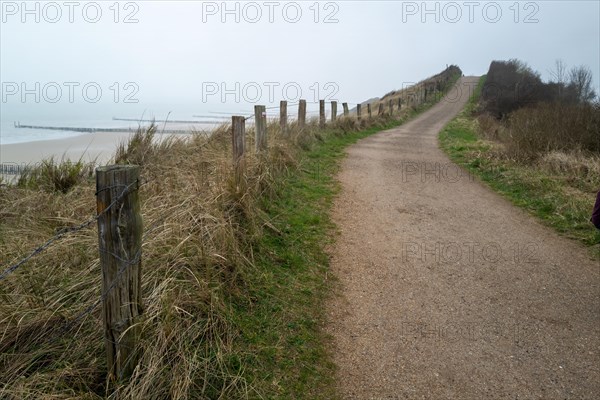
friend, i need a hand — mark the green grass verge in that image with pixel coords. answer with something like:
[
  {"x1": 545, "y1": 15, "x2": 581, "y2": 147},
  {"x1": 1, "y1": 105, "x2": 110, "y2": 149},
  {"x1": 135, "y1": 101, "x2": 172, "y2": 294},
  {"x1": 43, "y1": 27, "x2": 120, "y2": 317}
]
[
  {"x1": 231, "y1": 77, "x2": 462, "y2": 398},
  {"x1": 227, "y1": 118, "x2": 408, "y2": 399},
  {"x1": 439, "y1": 76, "x2": 600, "y2": 258}
]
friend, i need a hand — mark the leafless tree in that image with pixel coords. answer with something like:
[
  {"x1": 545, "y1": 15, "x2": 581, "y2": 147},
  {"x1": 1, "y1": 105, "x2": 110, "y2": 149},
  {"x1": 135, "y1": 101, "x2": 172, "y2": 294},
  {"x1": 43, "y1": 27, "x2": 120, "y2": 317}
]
[
  {"x1": 569, "y1": 65, "x2": 597, "y2": 103},
  {"x1": 548, "y1": 59, "x2": 568, "y2": 99}
]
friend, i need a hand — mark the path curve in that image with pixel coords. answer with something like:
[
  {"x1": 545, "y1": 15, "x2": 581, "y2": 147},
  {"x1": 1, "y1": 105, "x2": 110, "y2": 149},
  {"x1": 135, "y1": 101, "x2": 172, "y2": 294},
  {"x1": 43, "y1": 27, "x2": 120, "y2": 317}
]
[{"x1": 326, "y1": 77, "x2": 600, "y2": 399}]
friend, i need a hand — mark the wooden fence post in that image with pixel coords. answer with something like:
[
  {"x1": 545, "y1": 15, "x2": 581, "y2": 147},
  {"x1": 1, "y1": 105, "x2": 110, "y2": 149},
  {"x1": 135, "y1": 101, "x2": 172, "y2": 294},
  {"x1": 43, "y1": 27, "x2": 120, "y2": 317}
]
[
  {"x1": 342, "y1": 102, "x2": 349, "y2": 116},
  {"x1": 298, "y1": 99, "x2": 306, "y2": 129},
  {"x1": 319, "y1": 100, "x2": 326, "y2": 128},
  {"x1": 378, "y1": 103, "x2": 384, "y2": 116},
  {"x1": 96, "y1": 165, "x2": 143, "y2": 381},
  {"x1": 280, "y1": 100, "x2": 287, "y2": 135},
  {"x1": 388, "y1": 99, "x2": 393, "y2": 115},
  {"x1": 357, "y1": 104, "x2": 362, "y2": 120},
  {"x1": 398, "y1": 97, "x2": 402, "y2": 111},
  {"x1": 232, "y1": 116, "x2": 245, "y2": 184},
  {"x1": 331, "y1": 101, "x2": 337, "y2": 122},
  {"x1": 367, "y1": 103, "x2": 372, "y2": 119},
  {"x1": 254, "y1": 105, "x2": 267, "y2": 152}
]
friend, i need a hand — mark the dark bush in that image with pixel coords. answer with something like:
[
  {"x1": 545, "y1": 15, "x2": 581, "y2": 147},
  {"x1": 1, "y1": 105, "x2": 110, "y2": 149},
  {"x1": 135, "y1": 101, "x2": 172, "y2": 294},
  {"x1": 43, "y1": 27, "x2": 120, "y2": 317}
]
[
  {"x1": 505, "y1": 101, "x2": 600, "y2": 160},
  {"x1": 481, "y1": 60, "x2": 597, "y2": 118},
  {"x1": 481, "y1": 60, "x2": 546, "y2": 118}
]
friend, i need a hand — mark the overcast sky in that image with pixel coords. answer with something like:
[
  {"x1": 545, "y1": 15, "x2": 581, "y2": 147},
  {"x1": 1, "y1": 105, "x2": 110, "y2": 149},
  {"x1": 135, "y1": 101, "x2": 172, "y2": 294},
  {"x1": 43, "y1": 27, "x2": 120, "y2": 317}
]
[{"x1": 1, "y1": 0, "x2": 599, "y2": 115}]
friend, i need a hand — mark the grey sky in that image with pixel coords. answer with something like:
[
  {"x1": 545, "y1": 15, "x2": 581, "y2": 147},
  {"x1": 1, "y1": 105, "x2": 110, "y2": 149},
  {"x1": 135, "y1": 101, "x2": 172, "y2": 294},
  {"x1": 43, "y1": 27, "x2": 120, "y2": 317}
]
[{"x1": 1, "y1": 0, "x2": 599, "y2": 113}]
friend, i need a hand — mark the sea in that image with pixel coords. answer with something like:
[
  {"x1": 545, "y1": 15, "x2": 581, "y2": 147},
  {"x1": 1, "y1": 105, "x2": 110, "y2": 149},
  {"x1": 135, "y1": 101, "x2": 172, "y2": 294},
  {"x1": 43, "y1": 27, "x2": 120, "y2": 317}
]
[{"x1": 0, "y1": 102, "x2": 256, "y2": 146}]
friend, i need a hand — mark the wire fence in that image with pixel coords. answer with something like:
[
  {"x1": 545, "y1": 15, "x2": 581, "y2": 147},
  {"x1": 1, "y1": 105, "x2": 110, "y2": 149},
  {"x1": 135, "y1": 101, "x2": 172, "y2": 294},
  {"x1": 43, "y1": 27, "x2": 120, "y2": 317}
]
[
  {"x1": 0, "y1": 179, "x2": 150, "y2": 345},
  {"x1": 1, "y1": 90, "x2": 432, "y2": 285},
  {"x1": 0, "y1": 80, "x2": 451, "y2": 379}
]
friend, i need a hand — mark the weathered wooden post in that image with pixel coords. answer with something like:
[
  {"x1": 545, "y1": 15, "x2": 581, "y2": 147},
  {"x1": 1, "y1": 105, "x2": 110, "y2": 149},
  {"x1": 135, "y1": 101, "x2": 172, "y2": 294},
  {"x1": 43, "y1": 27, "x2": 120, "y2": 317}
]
[
  {"x1": 254, "y1": 105, "x2": 267, "y2": 152},
  {"x1": 342, "y1": 102, "x2": 349, "y2": 116},
  {"x1": 280, "y1": 100, "x2": 287, "y2": 135},
  {"x1": 232, "y1": 116, "x2": 245, "y2": 184},
  {"x1": 388, "y1": 99, "x2": 393, "y2": 115},
  {"x1": 398, "y1": 97, "x2": 402, "y2": 111},
  {"x1": 96, "y1": 165, "x2": 143, "y2": 381},
  {"x1": 319, "y1": 100, "x2": 326, "y2": 128},
  {"x1": 378, "y1": 103, "x2": 384, "y2": 116},
  {"x1": 298, "y1": 99, "x2": 307, "y2": 129},
  {"x1": 357, "y1": 104, "x2": 362, "y2": 120},
  {"x1": 331, "y1": 101, "x2": 337, "y2": 122},
  {"x1": 367, "y1": 103, "x2": 372, "y2": 119}
]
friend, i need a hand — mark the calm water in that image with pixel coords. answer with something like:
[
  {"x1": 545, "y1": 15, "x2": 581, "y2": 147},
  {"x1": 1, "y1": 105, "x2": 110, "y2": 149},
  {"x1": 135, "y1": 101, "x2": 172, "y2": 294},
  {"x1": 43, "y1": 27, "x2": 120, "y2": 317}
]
[{"x1": 0, "y1": 103, "x2": 251, "y2": 145}]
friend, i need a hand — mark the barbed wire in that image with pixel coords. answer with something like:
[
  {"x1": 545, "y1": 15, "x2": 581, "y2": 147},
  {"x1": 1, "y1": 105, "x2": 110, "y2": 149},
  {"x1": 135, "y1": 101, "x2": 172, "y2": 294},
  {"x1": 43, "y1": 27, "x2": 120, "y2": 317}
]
[
  {"x1": 52, "y1": 247, "x2": 143, "y2": 340},
  {"x1": 228, "y1": 95, "x2": 440, "y2": 124},
  {"x1": 0, "y1": 180, "x2": 142, "y2": 282},
  {"x1": 1, "y1": 177, "x2": 172, "y2": 342},
  {"x1": 46, "y1": 201, "x2": 178, "y2": 341}
]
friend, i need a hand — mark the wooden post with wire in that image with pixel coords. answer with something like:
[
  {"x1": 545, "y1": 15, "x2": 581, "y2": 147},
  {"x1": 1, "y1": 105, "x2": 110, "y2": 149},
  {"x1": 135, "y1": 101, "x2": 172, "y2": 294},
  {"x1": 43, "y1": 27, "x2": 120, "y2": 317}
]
[
  {"x1": 280, "y1": 100, "x2": 287, "y2": 135},
  {"x1": 319, "y1": 100, "x2": 326, "y2": 128},
  {"x1": 254, "y1": 105, "x2": 267, "y2": 152},
  {"x1": 357, "y1": 104, "x2": 362, "y2": 120},
  {"x1": 367, "y1": 103, "x2": 372, "y2": 119},
  {"x1": 378, "y1": 103, "x2": 384, "y2": 116},
  {"x1": 343, "y1": 102, "x2": 349, "y2": 116},
  {"x1": 232, "y1": 116, "x2": 245, "y2": 184},
  {"x1": 96, "y1": 165, "x2": 143, "y2": 382},
  {"x1": 298, "y1": 99, "x2": 306, "y2": 129},
  {"x1": 398, "y1": 97, "x2": 402, "y2": 111},
  {"x1": 388, "y1": 99, "x2": 393, "y2": 115},
  {"x1": 331, "y1": 101, "x2": 337, "y2": 122}
]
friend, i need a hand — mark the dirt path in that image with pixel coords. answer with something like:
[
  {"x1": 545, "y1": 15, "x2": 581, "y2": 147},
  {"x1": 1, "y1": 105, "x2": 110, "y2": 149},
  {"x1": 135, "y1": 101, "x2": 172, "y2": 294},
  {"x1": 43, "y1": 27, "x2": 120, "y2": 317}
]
[{"x1": 326, "y1": 77, "x2": 600, "y2": 399}]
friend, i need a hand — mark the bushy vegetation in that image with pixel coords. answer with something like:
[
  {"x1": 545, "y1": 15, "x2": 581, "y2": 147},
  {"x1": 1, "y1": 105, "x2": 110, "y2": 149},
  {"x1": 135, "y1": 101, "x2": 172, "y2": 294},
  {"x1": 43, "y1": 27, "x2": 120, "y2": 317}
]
[
  {"x1": 481, "y1": 59, "x2": 597, "y2": 118},
  {"x1": 505, "y1": 102, "x2": 600, "y2": 159}
]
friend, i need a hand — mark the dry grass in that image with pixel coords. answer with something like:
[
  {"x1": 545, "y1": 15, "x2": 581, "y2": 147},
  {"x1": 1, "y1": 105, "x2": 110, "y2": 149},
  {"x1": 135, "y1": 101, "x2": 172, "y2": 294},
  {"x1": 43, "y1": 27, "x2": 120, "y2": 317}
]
[
  {"x1": 2, "y1": 125, "x2": 262, "y2": 398},
  {"x1": 374, "y1": 65, "x2": 462, "y2": 113}
]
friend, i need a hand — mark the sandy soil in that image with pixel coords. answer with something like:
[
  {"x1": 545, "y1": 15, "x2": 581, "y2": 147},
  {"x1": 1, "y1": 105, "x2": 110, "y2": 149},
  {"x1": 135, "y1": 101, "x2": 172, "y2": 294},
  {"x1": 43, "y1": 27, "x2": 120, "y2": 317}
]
[{"x1": 326, "y1": 77, "x2": 600, "y2": 399}]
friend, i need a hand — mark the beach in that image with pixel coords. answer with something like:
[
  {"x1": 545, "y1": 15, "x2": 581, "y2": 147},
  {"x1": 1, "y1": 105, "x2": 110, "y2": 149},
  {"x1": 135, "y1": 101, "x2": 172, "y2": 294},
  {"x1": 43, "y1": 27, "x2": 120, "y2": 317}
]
[
  {"x1": 1, "y1": 131, "x2": 137, "y2": 165},
  {"x1": 0, "y1": 121, "x2": 215, "y2": 166},
  {"x1": 0, "y1": 129, "x2": 200, "y2": 184}
]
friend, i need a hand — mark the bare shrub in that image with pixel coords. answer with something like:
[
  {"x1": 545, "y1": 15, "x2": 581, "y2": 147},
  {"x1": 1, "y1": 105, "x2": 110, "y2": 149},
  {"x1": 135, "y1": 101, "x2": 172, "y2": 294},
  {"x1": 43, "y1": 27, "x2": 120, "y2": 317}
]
[
  {"x1": 476, "y1": 114, "x2": 502, "y2": 140},
  {"x1": 505, "y1": 102, "x2": 600, "y2": 161}
]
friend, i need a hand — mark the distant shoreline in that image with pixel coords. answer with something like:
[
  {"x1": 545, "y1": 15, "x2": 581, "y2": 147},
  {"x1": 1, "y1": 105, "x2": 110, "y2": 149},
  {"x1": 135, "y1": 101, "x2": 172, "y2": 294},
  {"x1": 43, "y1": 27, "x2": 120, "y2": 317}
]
[{"x1": 0, "y1": 129, "x2": 197, "y2": 166}]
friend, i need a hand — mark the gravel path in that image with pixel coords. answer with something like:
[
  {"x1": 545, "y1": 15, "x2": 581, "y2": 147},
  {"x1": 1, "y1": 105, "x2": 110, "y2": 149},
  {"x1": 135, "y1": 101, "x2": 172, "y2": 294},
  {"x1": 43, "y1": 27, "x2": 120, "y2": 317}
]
[{"x1": 326, "y1": 77, "x2": 600, "y2": 399}]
